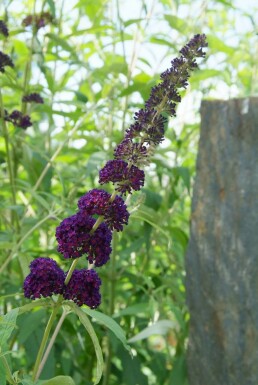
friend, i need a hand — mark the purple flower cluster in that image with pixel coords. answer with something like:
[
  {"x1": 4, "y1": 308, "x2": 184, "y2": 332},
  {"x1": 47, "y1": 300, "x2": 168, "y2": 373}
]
[
  {"x1": 78, "y1": 189, "x2": 129, "y2": 231},
  {"x1": 23, "y1": 257, "x2": 101, "y2": 308},
  {"x1": 23, "y1": 35, "x2": 207, "y2": 309},
  {"x1": 23, "y1": 258, "x2": 65, "y2": 300},
  {"x1": 99, "y1": 160, "x2": 145, "y2": 195},
  {"x1": 0, "y1": 20, "x2": 9, "y2": 37},
  {"x1": 56, "y1": 212, "x2": 112, "y2": 267},
  {"x1": 64, "y1": 269, "x2": 101, "y2": 308},
  {"x1": 0, "y1": 51, "x2": 14, "y2": 73}
]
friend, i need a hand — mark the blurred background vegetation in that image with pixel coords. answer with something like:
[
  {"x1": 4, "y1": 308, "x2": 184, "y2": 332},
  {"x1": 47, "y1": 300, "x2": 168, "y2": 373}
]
[{"x1": 0, "y1": 0, "x2": 257, "y2": 384}]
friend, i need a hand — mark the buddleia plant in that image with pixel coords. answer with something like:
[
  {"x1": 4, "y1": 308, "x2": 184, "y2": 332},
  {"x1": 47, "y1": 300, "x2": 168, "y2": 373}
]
[{"x1": 0, "y1": 17, "x2": 207, "y2": 383}]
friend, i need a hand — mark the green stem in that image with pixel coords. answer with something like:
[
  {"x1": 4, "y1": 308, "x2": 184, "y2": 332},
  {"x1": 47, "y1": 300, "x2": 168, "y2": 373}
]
[
  {"x1": 64, "y1": 259, "x2": 79, "y2": 285},
  {"x1": 0, "y1": 87, "x2": 19, "y2": 230},
  {"x1": 35, "y1": 308, "x2": 68, "y2": 381},
  {"x1": 102, "y1": 231, "x2": 118, "y2": 385},
  {"x1": 32, "y1": 304, "x2": 61, "y2": 382},
  {"x1": 0, "y1": 91, "x2": 14, "y2": 203},
  {"x1": 32, "y1": 254, "x2": 82, "y2": 381},
  {"x1": 90, "y1": 215, "x2": 104, "y2": 233}
]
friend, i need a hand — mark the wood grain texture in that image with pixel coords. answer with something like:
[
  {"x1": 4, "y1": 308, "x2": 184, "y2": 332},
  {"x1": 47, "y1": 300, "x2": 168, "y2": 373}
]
[{"x1": 185, "y1": 98, "x2": 258, "y2": 385}]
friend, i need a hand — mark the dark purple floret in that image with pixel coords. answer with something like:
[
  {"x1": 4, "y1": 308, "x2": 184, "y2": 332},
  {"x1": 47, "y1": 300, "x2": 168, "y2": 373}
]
[
  {"x1": 78, "y1": 189, "x2": 129, "y2": 231},
  {"x1": 22, "y1": 93, "x2": 44, "y2": 104},
  {"x1": 23, "y1": 257, "x2": 65, "y2": 300},
  {"x1": 99, "y1": 160, "x2": 145, "y2": 195},
  {"x1": 114, "y1": 139, "x2": 148, "y2": 167},
  {"x1": 56, "y1": 212, "x2": 112, "y2": 266},
  {"x1": 179, "y1": 33, "x2": 207, "y2": 59},
  {"x1": 125, "y1": 109, "x2": 166, "y2": 145},
  {"x1": 0, "y1": 20, "x2": 9, "y2": 37},
  {"x1": 9, "y1": 110, "x2": 32, "y2": 129},
  {"x1": 0, "y1": 51, "x2": 14, "y2": 73},
  {"x1": 64, "y1": 269, "x2": 101, "y2": 308},
  {"x1": 87, "y1": 222, "x2": 112, "y2": 266}
]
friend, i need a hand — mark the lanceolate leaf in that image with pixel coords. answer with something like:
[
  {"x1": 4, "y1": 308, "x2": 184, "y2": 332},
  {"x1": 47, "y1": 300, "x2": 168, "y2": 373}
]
[
  {"x1": 82, "y1": 308, "x2": 131, "y2": 352},
  {"x1": 67, "y1": 303, "x2": 104, "y2": 385},
  {"x1": 41, "y1": 376, "x2": 75, "y2": 385},
  {"x1": 128, "y1": 320, "x2": 176, "y2": 343},
  {"x1": 0, "y1": 308, "x2": 19, "y2": 348}
]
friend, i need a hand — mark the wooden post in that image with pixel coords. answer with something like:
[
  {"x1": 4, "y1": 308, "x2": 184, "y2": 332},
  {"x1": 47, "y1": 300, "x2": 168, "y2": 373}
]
[{"x1": 185, "y1": 98, "x2": 258, "y2": 385}]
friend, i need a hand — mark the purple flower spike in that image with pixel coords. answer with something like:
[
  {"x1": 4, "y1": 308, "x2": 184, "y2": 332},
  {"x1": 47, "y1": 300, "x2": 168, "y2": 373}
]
[
  {"x1": 99, "y1": 160, "x2": 145, "y2": 195},
  {"x1": 78, "y1": 189, "x2": 129, "y2": 231},
  {"x1": 0, "y1": 51, "x2": 14, "y2": 73},
  {"x1": 56, "y1": 212, "x2": 112, "y2": 266},
  {"x1": 22, "y1": 93, "x2": 44, "y2": 104},
  {"x1": 23, "y1": 257, "x2": 65, "y2": 300},
  {"x1": 64, "y1": 269, "x2": 101, "y2": 308},
  {"x1": 146, "y1": 34, "x2": 207, "y2": 116},
  {"x1": 0, "y1": 21, "x2": 9, "y2": 37}
]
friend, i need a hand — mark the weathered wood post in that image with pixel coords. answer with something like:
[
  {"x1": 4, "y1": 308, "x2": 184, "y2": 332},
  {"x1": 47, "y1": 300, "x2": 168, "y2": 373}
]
[{"x1": 185, "y1": 98, "x2": 258, "y2": 385}]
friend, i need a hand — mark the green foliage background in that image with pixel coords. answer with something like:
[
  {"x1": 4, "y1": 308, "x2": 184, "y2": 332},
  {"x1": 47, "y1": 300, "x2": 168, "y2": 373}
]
[{"x1": 0, "y1": 0, "x2": 257, "y2": 384}]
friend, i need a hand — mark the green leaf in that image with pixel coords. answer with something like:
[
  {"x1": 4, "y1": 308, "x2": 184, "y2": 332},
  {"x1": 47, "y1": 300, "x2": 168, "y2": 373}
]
[
  {"x1": 21, "y1": 380, "x2": 44, "y2": 385},
  {"x1": 82, "y1": 308, "x2": 131, "y2": 352},
  {"x1": 123, "y1": 18, "x2": 143, "y2": 27},
  {"x1": 0, "y1": 359, "x2": 6, "y2": 385},
  {"x1": 164, "y1": 15, "x2": 188, "y2": 33},
  {"x1": 18, "y1": 309, "x2": 46, "y2": 344},
  {"x1": 75, "y1": 91, "x2": 88, "y2": 103},
  {"x1": 149, "y1": 36, "x2": 176, "y2": 48},
  {"x1": 46, "y1": 0, "x2": 56, "y2": 16},
  {"x1": 131, "y1": 206, "x2": 170, "y2": 240},
  {"x1": 191, "y1": 69, "x2": 222, "y2": 83},
  {"x1": 128, "y1": 320, "x2": 176, "y2": 343},
  {"x1": 41, "y1": 376, "x2": 75, "y2": 385},
  {"x1": 46, "y1": 33, "x2": 76, "y2": 55},
  {"x1": 113, "y1": 303, "x2": 150, "y2": 318},
  {"x1": 67, "y1": 303, "x2": 104, "y2": 385},
  {"x1": 207, "y1": 35, "x2": 235, "y2": 55},
  {"x1": 0, "y1": 308, "x2": 19, "y2": 348},
  {"x1": 18, "y1": 300, "x2": 51, "y2": 315}
]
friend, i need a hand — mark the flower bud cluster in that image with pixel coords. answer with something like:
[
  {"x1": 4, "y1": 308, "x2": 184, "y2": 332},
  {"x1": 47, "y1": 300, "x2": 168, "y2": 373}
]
[
  {"x1": 23, "y1": 34, "x2": 207, "y2": 308},
  {"x1": 22, "y1": 12, "x2": 54, "y2": 30}
]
